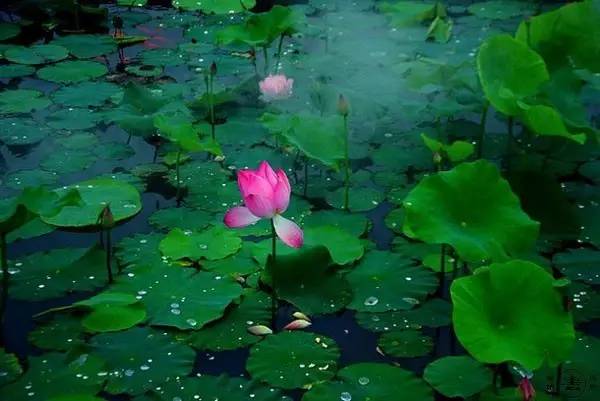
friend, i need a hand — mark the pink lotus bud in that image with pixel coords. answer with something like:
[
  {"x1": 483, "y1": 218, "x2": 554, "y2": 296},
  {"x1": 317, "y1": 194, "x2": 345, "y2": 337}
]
[
  {"x1": 283, "y1": 319, "x2": 312, "y2": 330},
  {"x1": 337, "y1": 94, "x2": 349, "y2": 117},
  {"x1": 518, "y1": 378, "x2": 535, "y2": 401}
]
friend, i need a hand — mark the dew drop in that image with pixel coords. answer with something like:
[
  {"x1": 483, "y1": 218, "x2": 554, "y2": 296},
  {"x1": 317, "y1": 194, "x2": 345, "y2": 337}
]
[
  {"x1": 358, "y1": 377, "x2": 370, "y2": 386},
  {"x1": 340, "y1": 391, "x2": 352, "y2": 401},
  {"x1": 364, "y1": 296, "x2": 379, "y2": 306}
]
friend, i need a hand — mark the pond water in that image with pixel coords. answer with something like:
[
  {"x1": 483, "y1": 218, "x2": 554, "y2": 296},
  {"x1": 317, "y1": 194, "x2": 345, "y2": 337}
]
[{"x1": 0, "y1": 1, "x2": 599, "y2": 401}]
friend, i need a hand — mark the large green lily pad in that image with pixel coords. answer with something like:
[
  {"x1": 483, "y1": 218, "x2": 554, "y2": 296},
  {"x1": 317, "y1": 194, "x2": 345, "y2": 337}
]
[
  {"x1": 0, "y1": 89, "x2": 51, "y2": 114},
  {"x1": 0, "y1": 348, "x2": 22, "y2": 386},
  {"x1": 52, "y1": 82, "x2": 121, "y2": 107},
  {"x1": 4, "y1": 44, "x2": 69, "y2": 65},
  {"x1": 346, "y1": 250, "x2": 438, "y2": 312},
  {"x1": 451, "y1": 260, "x2": 575, "y2": 370},
  {"x1": 159, "y1": 226, "x2": 242, "y2": 261},
  {"x1": 173, "y1": 0, "x2": 256, "y2": 14},
  {"x1": 303, "y1": 225, "x2": 364, "y2": 265},
  {"x1": 52, "y1": 35, "x2": 117, "y2": 59},
  {"x1": 42, "y1": 178, "x2": 142, "y2": 230},
  {"x1": 553, "y1": 248, "x2": 600, "y2": 285},
  {"x1": 37, "y1": 60, "x2": 108, "y2": 84},
  {"x1": 403, "y1": 160, "x2": 540, "y2": 263},
  {"x1": 90, "y1": 327, "x2": 196, "y2": 395},
  {"x1": 111, "y1": 264, "x2": 242, "y2": 330},
  {"x1": 303, "y1": 363, "x2": 434, "y2": 401},
  {"x1": 247, "y1": 331, "x2": 340, "y2": 389},
  {"x1": 423, "y1": 356, "x2": 492, "y2": 398},
  {"x1": 378, "y1": 329, "x2": 434, "y2": 358}
]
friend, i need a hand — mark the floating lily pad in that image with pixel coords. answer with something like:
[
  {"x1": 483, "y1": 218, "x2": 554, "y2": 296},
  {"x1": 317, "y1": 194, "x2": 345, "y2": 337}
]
[
  {"x1": 126, "y1": 64, "x2": 163, "y2": 77},
  {"x1": 303, "y1": 363, "x2": 433, "y2": 401},
  {"x1": 188, "y1": 289, "x2": 271, "y2": 351},
  {"x1": 423, "y1": 356, "x2": 492, "y2": 398},
  {"x1": 111, "y1": 264, "x2": 242, "y2": 330},
  {"x1": 0, "y1": 89, "x2": 51, "y2": 114},
  {"x1": 326, "y1": 186, "x2": 385, "y2": 212},
  {"x1": 115, "y1": 233, "x2": 174, "y2": 270},
  {"x1": 52, "y1": 82, "x2": 121, "y2": 107},
  {"x1": 76, "y1": 292, "x2": 147, "y2": 333},
  {"x1": 4, "y1": 169, "x2": 58, "y2": 189},
  {"x1": 52, "y1": 34, "x2": 117, "y2": 59},
  {"x1": 42, "y1": 178, "x2": 142, "y2": 230},
  {"x1": 40, "y1": 148, "x2": 95, "y2": 174},
  {"x1": 0, "y1": 64, "x2": 35, "y2": 79},
  {"x1": 37, "y1": 60, "x2": 108, "y2": 84},
  {"x1": 451, "y1": 260, "x2": 575, "y2": 370},
  {"x1": 356, "y1": 298, "x2": 452, "y2": 331},
  {"x1": 148, "y1": 207, "x2": 213, "y2": 231},
  {"x1": 468, "y1": 1, "x2": 535, "y2": 20},
  {"x1": 159, "y1": 226, "x2": 242, "y2": 261},
  {"x1": 0, "y1": 118, "x2": 50, "y2": 145},
  {"x1": 4, "y1": 44, "x2": 69, "y2": 65},
  {"x1": 403, "y1": 160, "x2": 540, "y2": 263},
  {"x1": 247, "y1": 331, "x2": 340, "y2": 389},
  {"x1": 90, "y1": 327, "x2": 195, "y2": 395},
  {"x1": 0, "y1": 353, "x2": 105, "y2": 401},
  {"x1": 553, "y1": 248, "x2": 600, "y2": 285},
  {"x1": 173, "y1": 0, "x2": 256, "y2": 14},
  {"x1": 346, "y1": 251, "x2": 438, "y2": 312},
  {"x1": 302, "y1": 210, "x2": 368, "y2": 237},
  {"x1": 7, "y1": 246, "x2": 109, "y2": 301},
  {"x1": 46, "y1": 108, "x2": 101, "y2": 130},
  {"x1": 0, "y1": 348, "x2": 22, "y2": 386},
  {"x1": 0, "y1": 22, "x2": 20, "y2": 41},
  {"x1": 378, "y1": 329, "x2": 434, "y2": 358},
  {"x1": 303, "y1": 226, "x2": 364, "y2": 265},
  {"x1": 28, "y1": 315, "x2": 86, "y2": 351}
]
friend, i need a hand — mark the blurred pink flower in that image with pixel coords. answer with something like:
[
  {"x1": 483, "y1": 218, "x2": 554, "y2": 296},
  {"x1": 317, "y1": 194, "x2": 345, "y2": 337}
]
[
  {"x1": 224, "y1": 161, "x2": 303, "y2": 248},
  {"x1": 518, "y1": 378, "x2": 535, "y2": 401},
  {"x1": 259, "y1": 74, "x2": 294, "y2": 102}
]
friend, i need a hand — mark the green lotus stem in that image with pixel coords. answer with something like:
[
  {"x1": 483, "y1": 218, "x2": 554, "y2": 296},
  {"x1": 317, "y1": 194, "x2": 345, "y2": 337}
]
[
  {"x1": 251, "y1": 47, "x2": 258, "y2": 76},
  {"x1": 275, "y1": 34, "x2": 285, "y2": 73},
  {"x1": 74, "y1": 1, "x2": 80, "y2": 31},
  {"x1": 343, "y1": 114, "x2": 350, "y2": 211},
  {"x1": 451, "y1": 252, "x2": 459, "y2": 282},
  {"x1": 209, "y1": 74, "x2": 216, "y2": 141},
  {"x1": 175, "y1": 150, "x2": 182, "y2": 203},
  {"x1": 555, "y1": 364, "x2": 563, "y2": 395},
  {"x1": 270, "y1": 219, "x2": 277, "y2": 329},
  {"x1": 477, "y1": 103, "x2": 489, "y2": 159},
  {"x1": 0, "y1": 233, "x2": 8, "y2": 327},
  {"x1": 105, "y1": 229, "x2": 113, "y2": 284},
  {"x1": 262, "y1": 46, "x2": 269, "y2": 76}
]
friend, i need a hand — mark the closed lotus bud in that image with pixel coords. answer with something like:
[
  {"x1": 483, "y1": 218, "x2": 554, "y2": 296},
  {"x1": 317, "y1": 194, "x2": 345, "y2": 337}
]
[
  {"x1": 210, "y1": 61, "x2": 217, "y2": 76},
  {"x1": 337, "y1": 94, "x2": 349, "y2": 117},
  {"x1": 98, "y1": 204, "x2": 114, "y2": 229},
  {"x1": 433, "y1": 152, "x2": 442, "y2": 165},
  {"x1": 292, "y1": 311, "x2": 311, "y2": 322},
  {"x1": 247, "y1": 325, "x2": 273, "y2": 336},
  {"x1": 283, "y1": 319, "x2": 312, "y2": 330}
]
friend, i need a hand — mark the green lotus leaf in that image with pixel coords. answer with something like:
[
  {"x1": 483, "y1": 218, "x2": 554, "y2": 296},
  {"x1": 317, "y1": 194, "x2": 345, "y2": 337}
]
[
  {"x1": 89, "y1": 327, "x2": 195, "y2": 395},
  {"x1": 188, "y1": 289, "x2": 271, "y2": 351},
  {"x1": 303, "y1": 225, "x2": 364, "y2": 265},
  {"x1": 520, "y1": 103, "x2": 586, "y2": 144},
  {"x1": 356, "y1": 298, "x2": 452, "y2": 331},
  {"x1": 28, "y1": 314, "x2": 86, "y2": 351},
  {"x1": 247, "y1": 331, "x2": 340, "y2": 389},
  {"x1": 70, "y1": 292, "x2": 147, "y2": 333},
  {"x1": 302, "y1": 210, "x2": 368, "y2": 237},
  {"x1": 403, "y1": 160, "x2": 540, "y2": 263},
  {"x1": 7, "y1": 246, "x2": 109, "y2": 301},
  {"x1": 263, "y1": 245, "x2": 352, "y2": 314},
  {"x1": 143, "y1": 375, "x2": 291, "y2": 401},
  {"x1": 325, "y1": 186, "x2": 385, "y2": 212},
  {"x1": 202, "y1": 244, "x2": 260, "y2": 277},
  {"x1": 51, "y1": 34, "x2": 117, "y2": 59},
  {"x1": 378, "y1": 1, "x2": 445, "y2": 27},
  {"x1": 47, "y1": 395, "x2": 105, "y2": 401},
  {"x1": 0, "y1": 348, "x2": 22, "y2": 386},
  {"x1": 468, "y1": 1, "x2": 535, "y2": 20},
  {"x1": 126, "y1": 64, "x2": 163, "y2": 78},
  {"x1": 423, "y1": 356, "x2": 492, "y2": 398},
  {"x1": 421, "y1": 133, "x2": 474, "y2": 163},
  {"x1": 111, "y1": 264, "x2": 242, "y2": 330},
  {"x1": 52, "y1": 81, "x2": 121, "y2": 107},
  {"x1": 0, "y1": 64, "x2": 35, "y2": 79},
  {"x1": 0, "y1": 22, "x2": 20, "y2": 41},
  {"x1": 148, "y1": 207, "x2": 213, "y2": 231},
  {"x1": 42, "y1": 178, "x2": 142, "y2": 230},
  {"x1": 159, "y1": 226, "x2": 242, "y2": 261},
  {"x1": 346, "y1": 250, "x2": 438, "y2": 312},
  {"x1": 0, "y1": 118, "x2": 50, "y2": 145},
  {"x1": 426, "y1": 16, "x2": 452, "y2": 44},
  {"x1": 37, "y1": 60, "x2": 108, "y2": 83},
  {"x1": 4, "y1": 44, "x2": 69, "y2": 65},
  {"x1": 117, "y1": 0, "x2": 148, "y2": 6},
  {"x1": 46, "y1": 108, "x2": 102, "y2": 130},
  {"x1": 451, "y1": 260, "x2": 576, "y2": 370},
  {"x1": 0, "y1": 89, "x2": 51, "y2": 114},
  {"x1": 154, "y1": 114, "x2": 222, "y2": 155},
  {"x1": 173, "y1": 0, "x2": 256, "y2": 14},
  {"x1": 40, "y1": 148, "x2": 95, "y2": 174},
  {"x1": 553, "y1": 248, "x2": 600, "y2": 285},
  {"x1": 378, "y1": 329, "x2": 434, "y2": 358},
  {"x1": 0, "y1": 353, "x2": 105, "y2": 401},
  {"x1": 216, "y1": 5, "x2": 303, "y2": 47},
  {"x1": 477, "y1": 34, "x2": 549, "y2": 116},
  {"x1": 302, "y1": 363, "x2": 434, "y2": 401}
]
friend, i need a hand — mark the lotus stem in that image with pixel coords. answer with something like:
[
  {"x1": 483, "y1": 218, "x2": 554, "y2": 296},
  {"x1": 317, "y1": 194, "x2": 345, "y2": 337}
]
[
  {"x1": 343, "y1": 114, "x2": 350, "y2": 211},
  {"x1": 0, "y1": 233, "x2": 8, "y2": 327},
  {"x1": 477, "y1": 102, "x2": 489, "y2": 159},
  {"x1": 270, "y1": 219, "x2": 277, "y2": 330},
  {"x1": 275, "y1": 34, "x2": 285, "y2": 73},
  {"x1": 209, "y1": 74, "x2": 216, "y2": 141},
  {"x1": 175, "y1": 150, "x2": 182, "y2": 204},
  {"x1": 451, "y1": 252, "x2": 459, "y2": 282},
  {"x1": 105, "y1": 229, "x2": 113, "y2": 284},
  {"x1": 262, "y1": 46, "x2": 269, "y2": 76},
  {"x1": 251, "y1": 47, "x2": 258, "y2": 76}
]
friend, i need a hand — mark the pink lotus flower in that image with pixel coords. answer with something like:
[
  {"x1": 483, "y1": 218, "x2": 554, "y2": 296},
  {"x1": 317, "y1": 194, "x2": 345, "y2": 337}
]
[
  {"x1": 224, "y1": 161, "x2": 303, "y2": 248},
  {"x1": 518, "y1": 378, "x2": 535, "y2": 401},
  {"x1": 259, "y1": 74, "x2": 294, "y2": 102}
]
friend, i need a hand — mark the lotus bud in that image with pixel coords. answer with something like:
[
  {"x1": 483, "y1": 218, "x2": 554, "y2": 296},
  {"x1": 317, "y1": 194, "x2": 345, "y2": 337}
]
[
  {"x1": 283, "y1": 319, "x2": 312, "y2": 331},
  {"x1": 518, "y1": 378, "x2": 535, "y2": 401},
  {"x1": 292, "y1": 311, "x2": 311, "y2": 322},
  {"x1": 433, "y1": 151, "x2": 442, "y2": 165},
  {"x1": 210, "y1": 61, "x2": 217, "y2": 76},
  {"x1": 98, "y1": 204, "x2": 115, "y2": 229},
  {"x1": 247, "y1": 325, "x2": 273, "y2": 336},
  {"x1": 337, "y1": 94, "x2": 349, "y2": 117}
]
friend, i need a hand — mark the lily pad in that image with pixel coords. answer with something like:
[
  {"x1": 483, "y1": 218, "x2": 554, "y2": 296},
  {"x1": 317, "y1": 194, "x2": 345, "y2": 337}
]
[
  {"x1": 423, "y1": 356, "x2": 492, "y2": 398},
  {"x1": 90, "y1": 327, "x2": 195, "y2": 395},
  {"x1": 148, "y1": 207, "x2": 213, "y2": 231},
  {"x1": 0, "y1": 89, "x2": 51, "y2": 114},
  {"x1": 303, "y1": 226, "x2": 364, "y2": 265},
  {"x1": 403, "y1": 160, "x2": 540, "y2": 263},
  {"x1": 52, "y1": 34, "x2": 117, "y2": 59},
  {"x1": 46, "y1": 108, "x2": 101, "y2": 130},
  {"x1": 28, "y1": 315, "x2": 86, "y2": 351},
  {"x1": 52, "y1": 82, "x2": 121, "y2": 107},
  {"x1": 4, "y1": 44, "x2": 69, "y2": 65},
  {"x1": 303, "y1": 363, "x2": 433, "y2": 401},
  {"x1": 346, "y1": 251, "x2": 438, "y2": 312},
  {"x1": 0, "y1": 64, "x2": 35, "y2": 79},
  {"x1": 468, "y1": 1, "x2": 535, "y2": 20},
  {"x1": 246, "y1": 331, "x2": 340, "y2": 389},
  {"x1": 326, "y1": 186, "x2": 385, "y2": 212},
  {"x1": 553, "y1": 248, "x2": 600, "y2": 285},
  {"x1": 302, "y1": 210, "x2": 369, "y2": 237},
  {"x1": 37, "y1": 60, "x2": 108, "y2": 84},
  {"x1": 0, "y1": 348, "x2": 22, "y2": 386},
  {"x1": 377, "y1": 329, "x2": 434, "y2": 358},
  {"x1": 0, "y1": 118, "x2": 50, "y2": 145},
  {"x1": 76, "y1": 292, "x2": 147, "y2": 333},
  {"x1": 0, "y1": 22, "x2": 20, "y2": 41},
  {"x1": 451, "y1": 260, "x2": 575, "y2": 370},
  {"x1": 42, "y1": 178, "x2": 142, "y2": 230},
  {"x1": 172, "y1": 0, "x2": 256, "y2": 14},
  {"x1": 356, "y1": 298, "x2": 452, "y2": 331},
  {"x1": 159, "y1": 226, "x2": 242, "y2": 261},
  {"x1": 111, "y1": 264, "x2": 242, "y2": 330}
]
